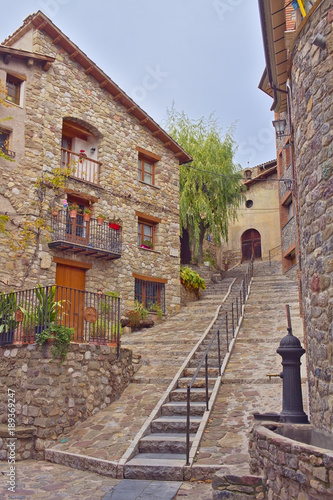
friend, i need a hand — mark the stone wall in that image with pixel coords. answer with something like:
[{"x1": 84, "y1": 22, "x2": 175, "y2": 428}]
[
  {"x1": 0, "y1": 24, "x2": 182, "y2": 317},
  {"x1": 0, "y1": 343, "x2": 133, "y2": 459},
  {"x1": 250, "y1": 423, "x2": 333, "y2": 500},
  {"x1": 290, "y1": 0, "x2": 333, "y2": 433}
]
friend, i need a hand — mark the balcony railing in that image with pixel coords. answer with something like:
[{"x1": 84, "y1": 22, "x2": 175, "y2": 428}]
[
  {"x1": 49, "y1": 210, "x2": 122, "y2": 260},
  {"x1": 0, "y1": 285, "x2": 121, "y2": 354},
  {"x1": 61, "y1": 148, "x2": 102, "y2": 185}
]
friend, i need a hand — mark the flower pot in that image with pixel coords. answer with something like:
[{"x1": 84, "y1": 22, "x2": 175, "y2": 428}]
[
  {"x1": 83, "y1": 213, "x2": 91, "y2": 222},
  {"x1": 70, "y1": 210, "x2": 77, "y2": 219},
  {"x1": 97, "y1": 217, "x2": 105, "y2": 225},
  {"x1": 52, "y1": 210, "x2": 59, "y2": 217}
]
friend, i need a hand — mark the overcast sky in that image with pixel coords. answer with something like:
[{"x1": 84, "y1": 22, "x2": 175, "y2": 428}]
[{"x1": 1, "y1": 0, "x2": 276, "y2": 168}]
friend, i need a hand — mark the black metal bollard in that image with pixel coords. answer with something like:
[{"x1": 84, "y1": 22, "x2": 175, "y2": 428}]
[{"x1": 277, "y1": 305, "x2": 309, "y2": 424}]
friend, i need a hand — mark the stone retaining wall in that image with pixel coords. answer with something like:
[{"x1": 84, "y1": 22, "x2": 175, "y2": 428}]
[
  {"x1": 250, "y1": 423, "x2": 333, "y2": 499},
  {"x1": 0, "y1": 343, "x2": 133, "y2": 459}
]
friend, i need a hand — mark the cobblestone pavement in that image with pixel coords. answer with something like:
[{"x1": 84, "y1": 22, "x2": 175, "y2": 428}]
[
  {"x1": 195, "y1": 267, "x2": 306, "y2": 470},
  {"x1": 0, "y1": 460, "x2": 213, "y2": 499}
]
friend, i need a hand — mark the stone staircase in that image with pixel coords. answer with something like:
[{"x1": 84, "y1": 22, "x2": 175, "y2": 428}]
[{"x1": 121, "y1": 267, "x2": 250, "y2": 480}]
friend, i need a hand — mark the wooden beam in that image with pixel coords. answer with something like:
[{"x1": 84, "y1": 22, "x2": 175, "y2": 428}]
[
  {"x1": 163, "y1": 141, "x2": 172, "y2": 147},
  {"x1": 42, "y1": 61, "x2": 52, "y2": 72},
  {"x1": 132, "y1": 272, "x2": 167, "y2": 284},
  {"x1": 152, "y1": 130, "x2": 160, "y2": 137},
  {"x1": 99, "y1": 80, "x2": 108, "y2": 88},
  {"x1": 70, "y1": 50, "x2": 79, "y2": 60},
  {"x1": 53, "y1": 257, "x2": 92, "y2": 269},
  {"x1": 140, "y1": 117, "x2": 149, "y2": 125},
  {"x1": 37, "y1": 21, "x2": 47, "y2": 30},
  {"x1": 113, "y1": 93, "x2": 122, "y2": 101},
  {"x1": 126, "y1": 105, "x2": 137, "y2": 113},
  {"x1": 53, "y1": 35, "x2": 62, "y2": 44},
  {"x1": 85, "y1": 66, "x2": 93, "y2": 75}
]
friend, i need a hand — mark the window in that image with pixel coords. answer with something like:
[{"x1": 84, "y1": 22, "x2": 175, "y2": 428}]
[
  {"x1": 0, "y1": 131, "x2": 9, "y2": 155},
  {"x1": 136, "y1": 147, "x2": 161, "y2": 186},
  {"x1": 136, "y1": 212, "x2": 161, "y2": 250},
  {"x1": 138, "y1": 158, "x2": 154, "y2": 185},
  {"x1": 134, "y1": 276, "x2": 166, "y2": 313},
  {"x1": 6, "y1": 74, "x2": 23, "y2": 105}
]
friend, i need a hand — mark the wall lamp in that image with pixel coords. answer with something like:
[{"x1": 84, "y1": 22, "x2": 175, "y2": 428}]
[
  {"x1": 272, "y1": 118, "x2": 288, "y2": 137},
  {"x1": 312, "y1": 34, "x2": 326, "y2": 49}
]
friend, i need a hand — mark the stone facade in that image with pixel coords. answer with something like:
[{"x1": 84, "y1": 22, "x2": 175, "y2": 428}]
[
  {"x1": 250, "y1": 423, "x2": 333, "y2": 500},
  {"x1": 290, "y1": 0, "x2": 333, "y2": 433},
  {"x1": 0, "y1": 12, "x2": 191, "y2": 318},
  {"x1": 0, "y1": 343, "x2": 133, "y2": 459}
]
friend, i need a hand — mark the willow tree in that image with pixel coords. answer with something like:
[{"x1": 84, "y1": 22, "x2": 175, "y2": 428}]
[{"x1": 166, "y1": 107, "x2": 243, "y2": 263}]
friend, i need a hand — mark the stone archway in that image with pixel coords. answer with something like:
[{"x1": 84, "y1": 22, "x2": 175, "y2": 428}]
[{"x1": 241, "y1": 229, "x2": 262, "y2": 261}]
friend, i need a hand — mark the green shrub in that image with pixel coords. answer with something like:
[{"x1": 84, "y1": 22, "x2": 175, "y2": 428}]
[
  {"x1": 134, "y1": 300, "x2": 148, "y2": 320},
  {"x1": 180, "y1": 267, "x2": 206, "y2": 296}
]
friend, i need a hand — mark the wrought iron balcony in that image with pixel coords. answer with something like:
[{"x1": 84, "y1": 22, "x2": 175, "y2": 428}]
[
  {"x1": 49, "y1": 210, "x2": 122, "y2": 260},
  {"x1": 61, "y1": 148, "x2": 102, "y2": 185}
]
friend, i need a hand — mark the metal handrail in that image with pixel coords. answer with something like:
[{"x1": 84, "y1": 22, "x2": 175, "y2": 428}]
[
  {"x1": 185, "y1": 256, "x2": 253, "y2": 464},
  {"x1": 269, "y1": 244, "x2": 281, "y2": 266}
]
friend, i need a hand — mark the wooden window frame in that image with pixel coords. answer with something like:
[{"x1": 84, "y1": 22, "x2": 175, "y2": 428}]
[
  {"x1": 133, "y1": 274, "x2": 167, "y2": 313},
  {"x1": 136, "y1": 147, "x2": 161, "y2": 186},
  {"x1": 136, "y1": 212, "x2": 161, "y2": 250},
  {"x1": 6, "y1": 74, "x2": 23, "y2": 106},
  {"x1": 66, "y1": 196, "x2": 92, "y2": 245},
  {"x1": 0, "y1": 130, "x2": 10, "y2": 155}
]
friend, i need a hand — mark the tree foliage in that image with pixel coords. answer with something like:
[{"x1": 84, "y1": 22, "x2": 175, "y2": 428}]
[{"x1": 165, "y1": 107, "x2": 244, "y2": 262}]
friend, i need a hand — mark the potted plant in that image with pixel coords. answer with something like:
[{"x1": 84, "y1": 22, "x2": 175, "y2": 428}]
[
  {"x1": 141, "y1": 239, "x2": 153, "y2": 250},
  {"x1": 34, "y1": 285, "x2": 65, "y2": 337},
  {"x1": 36, "y1": 323, "x2": 74, "y2": 363},
  {"x1": 68, "y1": 203, "x2": 80, "y2": 218},
  {"x1": 51, "y1": 207, "x2": 59, "y2": 217},
  {"x1": 89, "y1": 318, "x2": 122, "y2": 346},
  {"x1": 0, "y1": 292, "x2": 17, "y2": 345},
  {"x1": 109, "y1": 217, "x2": 122, "y2": 230},
  {"x1": 83, "y1": 207, "x2": 92, "y2": 222},
  {"x1": 97, "y1": 214, "x2": 106, "y2": 225}
]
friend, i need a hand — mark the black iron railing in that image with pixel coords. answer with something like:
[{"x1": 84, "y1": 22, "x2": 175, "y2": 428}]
[
  {"x1": 185, "y1": 257, "x2": 254, "y2": 464},
  {"x1": 50, "y1": 210, "x2": 122, "y2": 256},
  {"x1": 0, "y1": 285, "x2": 121, "y2": 356}
]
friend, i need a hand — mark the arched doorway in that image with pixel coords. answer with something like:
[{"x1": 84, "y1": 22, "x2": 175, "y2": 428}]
[{"x1": 241, "y1": 229, "x2": 262, "y2": 261}]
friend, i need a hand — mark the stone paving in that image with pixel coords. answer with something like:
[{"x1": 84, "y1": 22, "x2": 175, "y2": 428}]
[
  {"x1": 0, "y1": 261, "x2": 305, "y2": 499},
  {"x1": 195, "y1": 268, "x2": 307, "y2": 472}
]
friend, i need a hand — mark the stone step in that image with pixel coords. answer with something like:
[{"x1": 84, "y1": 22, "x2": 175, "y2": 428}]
[
  {"x1": 151, "y1": 416, "x2": 201, "y2": 433},
  {"x1": 184, "y1": 366, "x2": 219, "y2": 377},
  {"x1": 124, "y1": 453, "x2": 185, "y2": 480},
  {"x1": 177, "y1": 377, "x2": 217, "y2": 389},
  {"x1": 170, "y1": 388, "x2": 212, "y2": 402},
  {"x1": 161, "y1": 401, "x2": 206, "y2": 416},
  {"x1": 139, "y1": 433, "x2": 195, "y2": 454}
]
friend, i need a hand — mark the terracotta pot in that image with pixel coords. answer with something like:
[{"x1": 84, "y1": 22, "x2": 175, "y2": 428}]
[
  {"x1": 83, "y1": 213, "x2": 91, "y2": 222},
  {"x1": 70, "y1": 210, "x2": 77, "y2": 219},
  {"x1": 97, "y1": 217, "x2": 105, "y2": 225},
  {"x1": 52, "y1": 210, "x2": 59, "y2": 217}
]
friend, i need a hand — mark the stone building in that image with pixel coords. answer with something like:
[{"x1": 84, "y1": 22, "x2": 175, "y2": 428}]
[
  {"x1": 258, "y1": 0, "x2": 333, "y2": 436},
  {"x1": 0, "y1": 11, "x2": 191, "y2": 317},
  {"x1": 217, "y1": 159, "x2": 281, "y2": 268}
]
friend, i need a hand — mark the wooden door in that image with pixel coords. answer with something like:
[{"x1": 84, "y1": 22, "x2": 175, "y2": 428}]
[
  {"x1": 56, "y1": 264, "x2": 86, "y2": 341},
  {"x1": 241, "y1": 229, "x2": 262, "y2": 261}
]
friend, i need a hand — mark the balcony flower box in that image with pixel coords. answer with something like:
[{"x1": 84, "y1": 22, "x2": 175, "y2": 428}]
[{"x1": 109, "y1": 222, "x2": 121, "y2": 230}]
